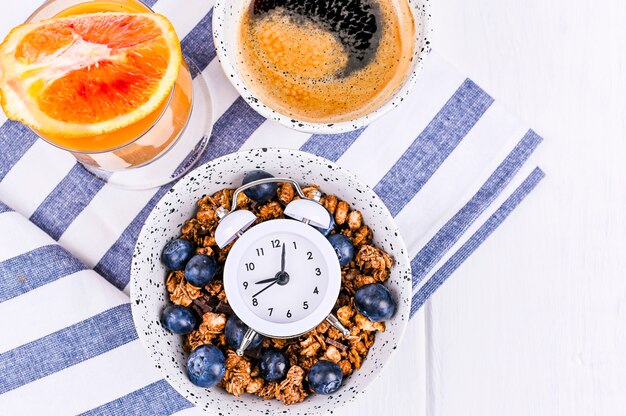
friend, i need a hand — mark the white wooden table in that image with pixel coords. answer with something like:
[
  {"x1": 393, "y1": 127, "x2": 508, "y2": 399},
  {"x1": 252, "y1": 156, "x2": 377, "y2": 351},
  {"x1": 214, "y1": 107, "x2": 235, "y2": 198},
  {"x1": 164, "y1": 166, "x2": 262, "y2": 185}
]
[
  {"x1": 2, "y1": 0, "x2": 625, "y2": 415},
  {"x1": 408, "y1": 0, "x2": 626, "y2": 415}
]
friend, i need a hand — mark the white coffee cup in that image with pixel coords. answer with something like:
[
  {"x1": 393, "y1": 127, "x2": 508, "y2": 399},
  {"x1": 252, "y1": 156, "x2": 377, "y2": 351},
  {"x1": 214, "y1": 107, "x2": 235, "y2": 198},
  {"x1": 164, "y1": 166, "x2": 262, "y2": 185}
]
[{"x1": 212, "y1": 0, "x2": 432, "y2": 134}]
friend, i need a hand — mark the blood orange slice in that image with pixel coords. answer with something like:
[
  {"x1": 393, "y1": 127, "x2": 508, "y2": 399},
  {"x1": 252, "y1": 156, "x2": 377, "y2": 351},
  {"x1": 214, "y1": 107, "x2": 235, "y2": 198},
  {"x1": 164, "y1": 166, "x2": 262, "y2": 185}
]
[{"x1": 0, "y1": 12, "x2": 182, "y2": 139}]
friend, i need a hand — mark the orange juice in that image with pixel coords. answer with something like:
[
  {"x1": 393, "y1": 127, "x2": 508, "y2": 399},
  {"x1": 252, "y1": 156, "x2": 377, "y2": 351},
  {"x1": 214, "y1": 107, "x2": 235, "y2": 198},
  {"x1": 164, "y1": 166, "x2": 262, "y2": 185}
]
[{"x1": 35, "y1": 0, "x2": 193, "y2": 169}]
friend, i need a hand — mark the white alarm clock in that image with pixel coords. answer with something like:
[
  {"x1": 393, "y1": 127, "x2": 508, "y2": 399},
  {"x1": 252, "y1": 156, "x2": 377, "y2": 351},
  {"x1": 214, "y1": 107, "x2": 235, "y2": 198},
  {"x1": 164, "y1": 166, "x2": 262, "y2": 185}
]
[{"x1": 215, "y1": 178, "x2": 350, "y2": 355}]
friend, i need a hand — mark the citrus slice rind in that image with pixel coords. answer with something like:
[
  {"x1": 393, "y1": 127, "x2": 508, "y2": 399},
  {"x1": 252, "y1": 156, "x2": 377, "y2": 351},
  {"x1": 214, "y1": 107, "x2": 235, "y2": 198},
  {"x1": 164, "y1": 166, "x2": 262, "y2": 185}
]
[{"x1": 0, "y1": 12, "x2": 182, "y2": 139}]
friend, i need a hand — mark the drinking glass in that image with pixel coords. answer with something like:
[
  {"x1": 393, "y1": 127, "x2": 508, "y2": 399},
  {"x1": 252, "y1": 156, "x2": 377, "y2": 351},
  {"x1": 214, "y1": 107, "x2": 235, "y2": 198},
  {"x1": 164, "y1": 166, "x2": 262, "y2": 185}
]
[{"x1": 25, "y1": 0, "x2": 213, "y2": 189}]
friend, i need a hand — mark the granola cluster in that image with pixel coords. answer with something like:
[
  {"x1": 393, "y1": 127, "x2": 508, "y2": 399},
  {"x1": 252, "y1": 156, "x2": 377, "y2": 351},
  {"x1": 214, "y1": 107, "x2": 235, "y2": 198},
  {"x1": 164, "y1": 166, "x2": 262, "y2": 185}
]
[{"x1": 165, "y1": 183, "x2": 394, "y2": 405}]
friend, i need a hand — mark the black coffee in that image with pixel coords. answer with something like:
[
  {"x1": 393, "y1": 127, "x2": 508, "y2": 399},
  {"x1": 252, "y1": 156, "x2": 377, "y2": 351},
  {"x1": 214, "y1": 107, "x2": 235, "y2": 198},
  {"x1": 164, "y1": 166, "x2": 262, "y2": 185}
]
[
  {"x1": 238, "y1": 0, "x2": 415, "y2": 123},
  {"x1": 252, "y1": 0, "x2": 383, "y2": 76}
]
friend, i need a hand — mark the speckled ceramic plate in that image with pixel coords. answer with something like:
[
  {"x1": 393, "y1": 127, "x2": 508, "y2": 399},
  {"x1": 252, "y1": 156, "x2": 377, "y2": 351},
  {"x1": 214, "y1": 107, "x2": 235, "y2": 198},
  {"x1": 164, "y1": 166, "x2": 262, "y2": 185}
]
[{"x1": 130, "y1": 148, "x2": 412, "y2": 415}]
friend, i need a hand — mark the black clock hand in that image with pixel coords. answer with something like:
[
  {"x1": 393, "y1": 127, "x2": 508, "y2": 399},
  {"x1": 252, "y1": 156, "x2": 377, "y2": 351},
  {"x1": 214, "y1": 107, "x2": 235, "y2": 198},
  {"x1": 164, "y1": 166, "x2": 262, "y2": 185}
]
[
  {"x1": 253, "y1": 280, "x2": 278, "y2": 298},
  {"x1": 280, "y1": 243, "x2": 286, "y2": 272},
  {"x1": 255, "y1": 277, "x2": 278, "y2": 285},
  {"x1": 253, "y1": 244, "x2": 289, "y2": 295}
]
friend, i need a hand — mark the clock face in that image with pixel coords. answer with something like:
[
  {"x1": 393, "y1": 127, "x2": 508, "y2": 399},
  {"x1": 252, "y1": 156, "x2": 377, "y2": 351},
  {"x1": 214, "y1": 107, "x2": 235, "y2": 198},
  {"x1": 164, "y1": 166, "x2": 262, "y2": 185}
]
[
  {"x1": 237, "y1": 232, "x2": 329, "y2": 323},
  {"x1": 223, "y1": 219, "x2": 341, "y2": 338}
]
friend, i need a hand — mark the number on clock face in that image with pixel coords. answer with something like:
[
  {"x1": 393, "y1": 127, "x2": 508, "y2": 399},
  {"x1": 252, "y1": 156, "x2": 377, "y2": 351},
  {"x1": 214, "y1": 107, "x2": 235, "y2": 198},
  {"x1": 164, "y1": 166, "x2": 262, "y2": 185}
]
[{"x1": 238, "y1": 232, "x2": 329, "y2": 323}]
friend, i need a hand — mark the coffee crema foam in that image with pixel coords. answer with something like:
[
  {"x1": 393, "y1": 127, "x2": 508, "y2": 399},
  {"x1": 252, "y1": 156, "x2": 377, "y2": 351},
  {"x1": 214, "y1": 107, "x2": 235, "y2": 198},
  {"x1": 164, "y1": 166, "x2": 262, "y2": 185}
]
[{"x1": 237, "y1": 0, "x2": 415, "y2": 124}]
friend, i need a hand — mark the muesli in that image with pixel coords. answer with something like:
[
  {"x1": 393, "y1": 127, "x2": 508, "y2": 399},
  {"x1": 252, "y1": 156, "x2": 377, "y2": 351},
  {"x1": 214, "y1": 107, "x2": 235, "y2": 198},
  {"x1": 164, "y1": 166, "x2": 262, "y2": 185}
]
[{"x1": 160, "y1": 172, "x2": 396, "y2": 405}]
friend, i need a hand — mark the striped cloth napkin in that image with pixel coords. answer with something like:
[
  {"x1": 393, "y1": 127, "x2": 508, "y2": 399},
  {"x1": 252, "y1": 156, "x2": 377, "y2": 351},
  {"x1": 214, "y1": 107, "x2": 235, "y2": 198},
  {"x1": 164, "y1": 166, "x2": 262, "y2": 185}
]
[{"x1": 0, "y1": 0, "x2": 545, "y2": 414}]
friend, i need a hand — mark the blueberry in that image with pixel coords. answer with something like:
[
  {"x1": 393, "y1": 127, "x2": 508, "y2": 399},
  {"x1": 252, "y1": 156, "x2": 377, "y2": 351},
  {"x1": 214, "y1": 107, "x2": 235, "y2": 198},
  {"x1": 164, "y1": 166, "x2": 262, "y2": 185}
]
[
  {"x1": 225, "y1": 315, "x2": 264, "y2": 350},
  {"x1": 307, "y1": 360, "x2": 343, "y2": 394},
  {"x1": 184, "y1": 254, "x2": 218, "y2": 287},
  {"x1": 354, "y1": 283, "x2": 396, "y2": 322},
  {"x1": 315, "y1": 214, "x2": 336, "y2": 236},
  {"x1": 259, "y1": 348, "x2": 289, "y2": 381},
  {"x1": 242, "y1": 170, "x2": 277, "y2": 202},
  {"x1": 327, "y1": 234, "x2": 355, "y2": 267},
  {"x1": 186, "y1": 345, "x2": 226, "y2": 388},
  {"x1": 160, "y1": 305, "x2": 196, "y2": 334},
  {"x1": 162, "y1": 238, "x2": 194, "y2": 270}
]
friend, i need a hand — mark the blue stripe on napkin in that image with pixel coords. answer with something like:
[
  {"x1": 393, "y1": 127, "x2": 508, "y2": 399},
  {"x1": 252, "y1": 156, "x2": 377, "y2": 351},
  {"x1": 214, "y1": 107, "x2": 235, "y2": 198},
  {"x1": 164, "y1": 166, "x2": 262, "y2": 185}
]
[
  {"x1": 80, "y1": 380, "x2": 192, "y2": 416},
  {"x1": 29, "y1": 164, "x2": 106, "y2": 240},
  {"x1": 181, "y1": 9, "x2": 215, "y2": 78},
  {"x1": 0, "y1": 201, "x2": 12, "y2": 214},
  {"x1": 0, "y1": 303, "x2": 136, "y2": 394},
  {"x1": 300, "y1": 128, "x2": 366, "y2": 162},
  {"x1": 198, "y1": 97, "x2": 267, "y2": 166},
  {"x1": 410, "y1": 167, "x2": 545, "y2": 316},
  {"x1": 0, "y1": 121, "x2": 37, "y2": 182},
  {"x1": 0, "y1": 245, "x2": 86, "y2": 303},
  {"x1": 411, "y1": 129, "x2": 543, "y2": 286},
  {"x1": 374, "y1": 79, "x2": 494, "y2": 217}
]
